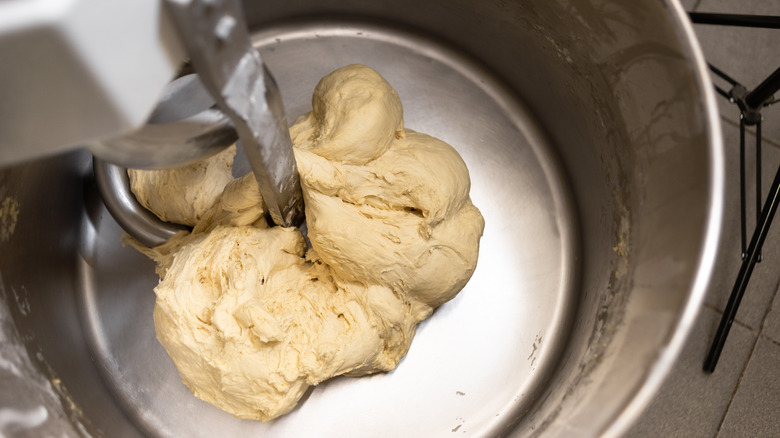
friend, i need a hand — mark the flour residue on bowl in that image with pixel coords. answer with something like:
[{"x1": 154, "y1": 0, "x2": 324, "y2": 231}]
[
  {"x1": 0, "y1": 276, "x2": 88, "y2": 437},
  {"x1": 0, "y1": 196, "x2": 20, "y2": 242}
]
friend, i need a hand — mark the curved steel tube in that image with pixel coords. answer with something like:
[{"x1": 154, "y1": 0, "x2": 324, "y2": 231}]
[{"x1": 93, "y1": 159, "x2": 188, "y2": 247}]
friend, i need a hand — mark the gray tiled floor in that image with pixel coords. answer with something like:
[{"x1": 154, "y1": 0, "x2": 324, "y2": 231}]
[
  {"x1": 626, "y1": 1, "x2": 780, "y2": 436},
  {"x1": 764, "y1": 292, "x2": 780, "y2": 343},
  {"x1": 719, "y1": 336, "x2": 780, "y2": 437},
  {"x1": 626, "y1": 307, "x2": 757, "y2": 438}
]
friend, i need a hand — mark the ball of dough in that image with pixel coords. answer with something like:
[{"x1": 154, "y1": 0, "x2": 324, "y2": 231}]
[
  {"x1": 138, "y1": 65, "x2": 484, "y2": 422},
  {"x1": 296, "y1": 64, "x2": 405, "y2": 165}
]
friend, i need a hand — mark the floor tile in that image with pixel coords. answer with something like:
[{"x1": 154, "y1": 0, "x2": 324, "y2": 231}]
[
  {"x1": 717, "y1": 336, "x2": 780, "y2": 437},
  {"x1": 625, "y1": 307, "x2": 756, "y2": 438},
  {"x1": 761, "y1": 284, "x2": 780, "y2": 343},
  {"x1": 704, "y1": 118, "x2": 780, "y2": 330},
  {"x1": 680, "y1": 0, "x2": 700, "y2": 12}
]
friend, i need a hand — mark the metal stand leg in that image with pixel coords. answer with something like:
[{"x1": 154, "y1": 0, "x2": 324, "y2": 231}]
[
  {"x1": 757, "y1": 121, "x2": 763, "y2": 262},
  {"x1": 739, "y1": 116, "x2": 747, "y2": 257},
  {"x1": 704, "y1": 163, "x2": 780, "y2": 372},
  {"x1": 688, "y1": 13, "x2": 780, "y2": 29},
  {"x1": 690, "y1": 12, "x2": 780, "y2": 373}
]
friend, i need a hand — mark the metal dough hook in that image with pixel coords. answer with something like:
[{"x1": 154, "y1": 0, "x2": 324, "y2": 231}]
[{"x1": 95, "y1": 0, "x2": 305, "y2": 246}]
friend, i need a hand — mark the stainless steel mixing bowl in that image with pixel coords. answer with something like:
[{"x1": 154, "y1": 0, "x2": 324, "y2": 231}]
[{"x1": 0, "y1": 0, "x2": 723, "y2": 436}]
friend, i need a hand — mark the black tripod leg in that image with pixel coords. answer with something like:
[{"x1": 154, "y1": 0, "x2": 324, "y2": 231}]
[
  {"x1": 704, "y1": 163, "x2": 780, "y2": 373},
  {"x1": 740, "y1": 116, "x2": 747, "y2": 257},
  {"x1": 757, "y1": 120, "x2": 763, "y2": 262},
  {"x1": 688, "y1": 13, "x2": 780, "y2": 30}
]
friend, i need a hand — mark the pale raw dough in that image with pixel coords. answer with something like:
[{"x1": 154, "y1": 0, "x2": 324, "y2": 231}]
[
  {"x1": 132, "y1": 65, "x2": 485, "y2": 421},
  {"x1": 128, "y1": 145, "x2": 236, "y2": 226}
]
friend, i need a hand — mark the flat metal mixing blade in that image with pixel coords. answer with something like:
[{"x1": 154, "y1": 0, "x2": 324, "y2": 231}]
[{"x1": 164, "y1": 0, "x2": 303, "y2": 227}]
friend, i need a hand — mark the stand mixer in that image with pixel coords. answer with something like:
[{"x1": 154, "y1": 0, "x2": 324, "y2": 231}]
[
  {"x1": 0, "y1": 0, "x2": 302, "y2": 240},
  {"x1": 0, "y1": 1, "x2": 725, "y2": 436}
]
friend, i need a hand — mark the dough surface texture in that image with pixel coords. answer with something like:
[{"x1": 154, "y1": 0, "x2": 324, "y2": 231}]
[
  {"x1": 128, "y1": 145, "x2": 236, "y2": 226},
  {"x1": 131, "y1": 64, "x2": 485, "y2": 421}
]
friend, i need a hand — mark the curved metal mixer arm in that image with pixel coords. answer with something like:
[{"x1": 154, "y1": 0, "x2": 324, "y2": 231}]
[{"x1": 163, "y1": 0, "x2": 303, "y2": 227}]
